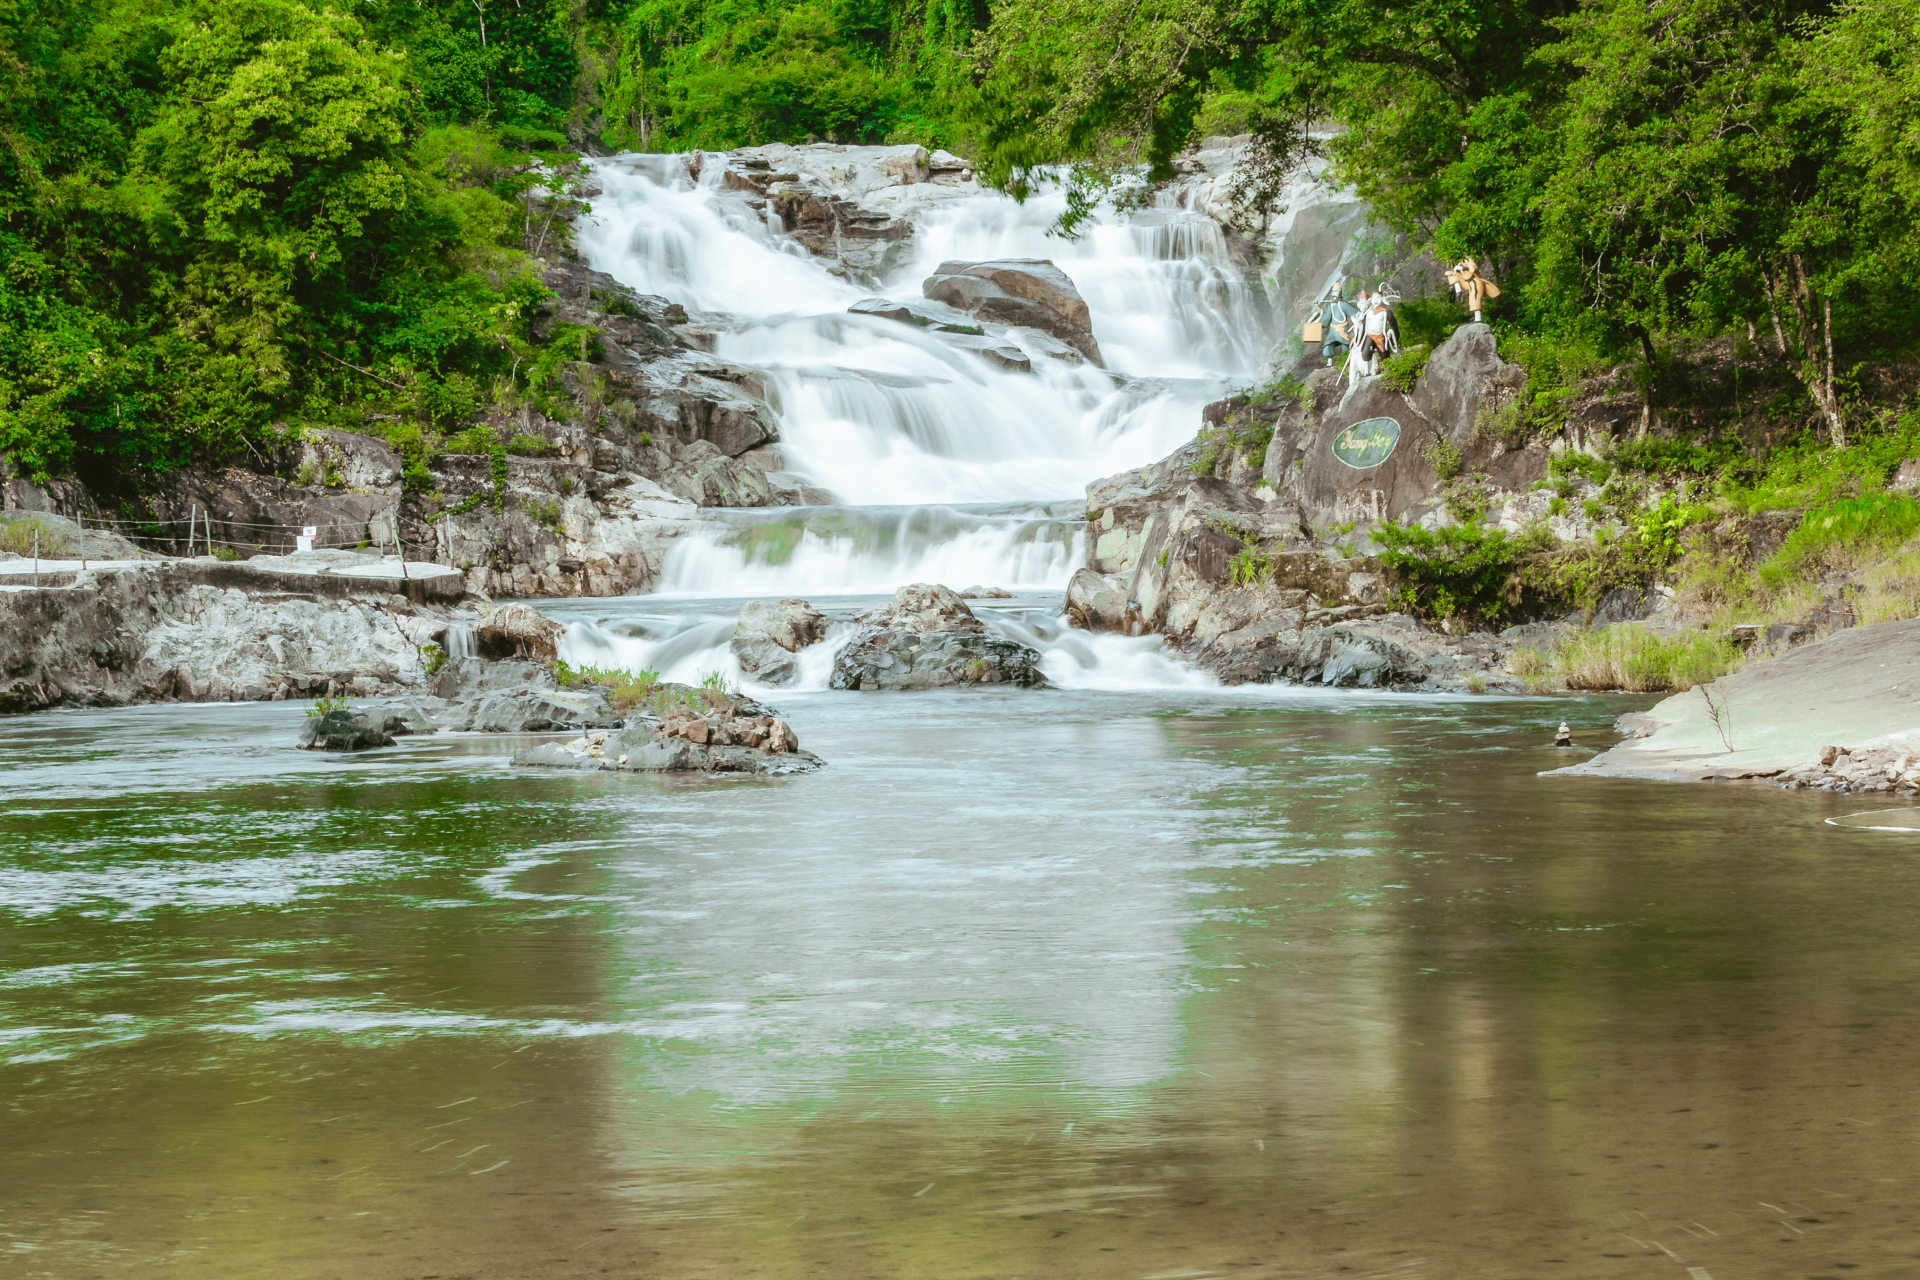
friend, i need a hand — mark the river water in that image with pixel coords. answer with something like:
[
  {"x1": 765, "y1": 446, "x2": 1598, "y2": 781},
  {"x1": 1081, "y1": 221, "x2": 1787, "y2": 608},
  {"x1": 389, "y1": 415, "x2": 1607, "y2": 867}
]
[
  {"x1": 7, "y1": 690, "x2": 1920, "y2": 1278},
  {"x1": 8, "y1": 159, "x2": 1920, "y2": 1278}
]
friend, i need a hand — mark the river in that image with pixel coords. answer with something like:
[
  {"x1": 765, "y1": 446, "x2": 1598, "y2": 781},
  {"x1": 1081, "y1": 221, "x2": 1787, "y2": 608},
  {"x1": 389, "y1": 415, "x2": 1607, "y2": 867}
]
[
  {"x1": 6, "y1": 691, "x2": 1920, "y2": 1277},
  {"x1": 6, "y1": 156, "x2": 1920, "y2": 1278}
]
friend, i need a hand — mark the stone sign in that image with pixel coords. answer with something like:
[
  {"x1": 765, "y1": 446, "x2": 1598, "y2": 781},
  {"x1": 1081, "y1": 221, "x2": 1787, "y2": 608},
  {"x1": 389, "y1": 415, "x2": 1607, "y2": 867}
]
[{"x1": 1332, "y1": 417, "x2": 1401, "y2": 469}]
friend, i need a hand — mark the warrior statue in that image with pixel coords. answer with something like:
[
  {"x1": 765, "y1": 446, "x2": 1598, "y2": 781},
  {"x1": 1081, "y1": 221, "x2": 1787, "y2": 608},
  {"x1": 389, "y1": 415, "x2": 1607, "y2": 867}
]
[
  {"x1": 1445, "y1": 257, "x2": 1501, "y2": 322},
  {"x1": 1347, "y1": 284, "x2": 1401, "y2": 385},
  {"x1": 1305, "y1": 283, "x2": 1358, "y2": 367}
]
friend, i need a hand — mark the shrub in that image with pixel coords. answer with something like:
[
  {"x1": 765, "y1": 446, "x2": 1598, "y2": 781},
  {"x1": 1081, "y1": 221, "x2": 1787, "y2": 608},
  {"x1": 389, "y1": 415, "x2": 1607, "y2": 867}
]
[
  {"x1": 307, "y1": 695, "x2": 351, "y2": 718},
  {"x1": 1550, "y1": 625, "x2": 1741, "y2": 692},
  {"x1": 1759, "y1": 494, "x2": 1920, "y2": 589},
  {"x1": 1374, "y1": 519, "x2": 1555, "y2": 624},
  {"x1": 422, "y1": 642, "x2": 447, "y2": 676},
  {"x1": 0, "y1": 515, "x2": 72, "y2": 558},
  {"x1": 505, "y1": 433, "x2": 554, "y2": 456},
  {"x1": 1229, "y1": 544, "x2": 1273, "y2": 586},
  {"x1": 552, "y1": 660, "x2": 662, "y2": 711},
  {"x1": 1378, "y1": 343, "x2": 1431, "y2": 392}
]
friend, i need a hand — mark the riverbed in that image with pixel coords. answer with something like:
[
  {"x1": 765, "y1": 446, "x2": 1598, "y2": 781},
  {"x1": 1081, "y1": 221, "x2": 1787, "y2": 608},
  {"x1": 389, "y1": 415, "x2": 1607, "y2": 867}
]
[{"x1": 6, "y1": 677, "x2": 1919, "y2": 1279}]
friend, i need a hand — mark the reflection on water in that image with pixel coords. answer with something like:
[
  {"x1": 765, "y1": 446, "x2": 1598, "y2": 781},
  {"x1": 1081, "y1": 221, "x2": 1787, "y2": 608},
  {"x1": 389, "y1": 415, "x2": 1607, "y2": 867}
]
[{"x1": 5, "y1": 691, "x2": 1920, "y2": 1277}]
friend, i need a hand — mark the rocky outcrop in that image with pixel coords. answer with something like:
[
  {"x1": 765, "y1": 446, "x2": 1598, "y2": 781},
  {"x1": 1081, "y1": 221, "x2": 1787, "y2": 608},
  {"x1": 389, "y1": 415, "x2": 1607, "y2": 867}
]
[
  {"x1": 425, "y1": 658, "x2": 621, "y2": 733},
  {"x1": 299, "y1": 707, "x2": 399, "y2": 751},
  {"x1": 922, "y1": 260, "x2": 1104, "y2": 365},
  {"x1": 829, "y1": 583, "x2": 1047, "y2": 691},
  {"x1": 512, "y1": 689, "x2": 820, "y2": 775},
  {"x1": 1565, "y1": 617, "x2": 1920, "y2": 785},
  {"x1": 1069, "y1": 324, "x2": 1578, "y2": 689},
  {"x1": 1775, "y1": 744, "x2": 1920, "y2": 794},
  {"x1": 731, "y1": 598, "x2": 829, "y2": 686},
  {"x1": 0, "y1": 560, "x2": 461, "y2": 713}
]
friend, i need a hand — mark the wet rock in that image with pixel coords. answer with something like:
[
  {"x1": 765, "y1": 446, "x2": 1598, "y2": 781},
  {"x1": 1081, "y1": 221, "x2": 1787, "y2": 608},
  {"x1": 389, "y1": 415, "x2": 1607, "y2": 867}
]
[
  {"x1": 829, "y1": 583, "x2": 1046, "y2": 690},
  {"x1": 959, "y1": 585, "x2": 1014, "y2": 599},
  {"x1": 299, "y1": 708, "x2": 395, "y2": 751},
  {"x1": 922, "y1": 260, "x2": 1104, "y2": 365},
  {"x1": 731, "y1": 597, "x2": 829, "y2": 686}
]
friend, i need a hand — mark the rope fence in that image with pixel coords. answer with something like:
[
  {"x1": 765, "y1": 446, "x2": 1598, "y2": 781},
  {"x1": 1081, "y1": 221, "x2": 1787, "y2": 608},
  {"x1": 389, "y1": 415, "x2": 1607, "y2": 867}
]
[{"x1": 4, "y1": 504, "x2": 426, "y2": 566}]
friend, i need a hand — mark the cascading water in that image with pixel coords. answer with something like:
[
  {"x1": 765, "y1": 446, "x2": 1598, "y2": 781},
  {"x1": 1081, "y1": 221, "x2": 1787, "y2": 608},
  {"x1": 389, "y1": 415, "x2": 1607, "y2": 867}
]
[{"x1": 564, "y1": 152, "x2": 1277, "y2": 688}]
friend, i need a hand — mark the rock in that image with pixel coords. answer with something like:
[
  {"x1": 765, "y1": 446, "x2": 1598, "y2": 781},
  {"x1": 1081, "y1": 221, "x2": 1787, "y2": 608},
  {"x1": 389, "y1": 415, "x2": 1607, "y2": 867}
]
[
  {"x1": 1591, "y1": 586, "x2": 1651, "y2": 626},
  {"x1": 869, "y1": 582, "x2": 983, "y2": 633},
  {"x1": 1614, "y1": 711, "x2": 1666, "y2": 739},
  {"x1": 0, "y1": 560, "x2": 450, "y2": 713},
  {"x1": 1066, "y1": 568, "x2": 1134, "y2": 632},
  {"x1": 829, "y1": 582, "x2": 1046, "y2": 690},
  {"x1": 295, "y1": 429, "x2": 402, "y2": 493},
  {"x1": 922, "y1": 260, "x2": 1104, "y2": 365},
  {"x1": 959, "y1": 585, "x2": 1014, "y2": 598},
  {"x1": 731, "y1": 597, "x2": 829, "y2": 686},
  {"x1": 511, "y1": 716, "x2": 823, "y2": 775},
  {"x1": 474, "y1": 603, "x2": 566, "y2": 662},
  {"x1": 299, "y1": 708, "x2": 395, "y2": 751}
]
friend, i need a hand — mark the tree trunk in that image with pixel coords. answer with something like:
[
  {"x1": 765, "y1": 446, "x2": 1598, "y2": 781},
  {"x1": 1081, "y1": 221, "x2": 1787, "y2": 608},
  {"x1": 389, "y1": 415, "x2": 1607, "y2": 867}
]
[{"x1": 1762, "y1": 258, "x2": 1846, "y2": 449}]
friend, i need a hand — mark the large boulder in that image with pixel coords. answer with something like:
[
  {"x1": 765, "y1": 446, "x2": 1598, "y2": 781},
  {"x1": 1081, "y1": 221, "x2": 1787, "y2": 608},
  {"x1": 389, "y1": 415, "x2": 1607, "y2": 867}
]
[
  {"x1": 828, "y1": 583, "x2": 1047, "y2": 690},
  {"x1": 922, "y1": 260, "x2": 1104, "y2": 365},
  {"x1": 474, "y1": 603, "x2": 566, "y2": 662},
  {"x1": 731, "y1": 598, "x2": 829, "y2": 686}
]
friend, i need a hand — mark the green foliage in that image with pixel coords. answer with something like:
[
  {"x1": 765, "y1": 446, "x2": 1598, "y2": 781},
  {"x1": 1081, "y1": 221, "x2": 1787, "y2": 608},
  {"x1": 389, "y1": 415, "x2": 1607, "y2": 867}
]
[
  {"x1": 0, "y1": 514, "x2": 72, "y2": 558},
  {"x1": 1760, "y1": 495, "x2": 1920, "y2": 589},
  {"x1": 1424, "y1": 439, "x2": 1464, "y2": 482},
  {"x1": 552, "y1": 660, "x2": 662, "y2": 710},
  {"x1": 1229, "y1": 544, "x2": 1273, "y2": 587},
  {"x1": 1374, "y1": 520, "x2": 1555, "y2": 624},
  {"x1": 1550, "y1": 624, "x2": 1741, "y2": 692},
  {"x1": 421, "y1": 641, "x2": 447, "y2": 676},
  {"x1": 1377, "y1": 344, "x2": 1430, "y2": 393},
  {"x1": 525, "y1": 497, "x2": 563, "y2": 532},
  {"x1": 0, "y1": 0, "x2": 586, "y2": 491},
  {"x1": 306, "y1": 694, "x2": 350, "y2": 717},
  {"x1": 1193, "y1": 378, "x2": 1302, "y2": 477}
]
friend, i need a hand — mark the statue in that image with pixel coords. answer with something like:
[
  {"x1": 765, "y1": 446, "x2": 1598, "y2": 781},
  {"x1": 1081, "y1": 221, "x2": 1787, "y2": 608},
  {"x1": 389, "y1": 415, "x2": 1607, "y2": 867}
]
[
  {"x1": 1353, "y1": 289, "x2": 1399, "y2": 381},
  {"x1": 1445, "y1": 256, "x2": 1500, "y2": 322},
  {"x1": 1305, "y1": 284, "x2": 1358, "y2": 367}
]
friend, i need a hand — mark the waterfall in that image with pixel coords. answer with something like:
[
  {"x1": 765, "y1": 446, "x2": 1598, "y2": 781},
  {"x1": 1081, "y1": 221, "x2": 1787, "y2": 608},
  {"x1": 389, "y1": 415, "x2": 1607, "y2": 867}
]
[
  {"x1": 444, "y1": 623, "x2": 476, "y2": 660},
  {"x1": 566, "y1": 151, "x2": 1277, "y2": 687}
]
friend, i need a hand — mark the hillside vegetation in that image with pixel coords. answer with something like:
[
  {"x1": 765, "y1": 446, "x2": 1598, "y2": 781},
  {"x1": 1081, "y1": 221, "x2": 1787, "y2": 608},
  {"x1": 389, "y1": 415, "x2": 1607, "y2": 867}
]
[{"x1": 2, "y1": 0, "x2": 1918, "y2": 569}]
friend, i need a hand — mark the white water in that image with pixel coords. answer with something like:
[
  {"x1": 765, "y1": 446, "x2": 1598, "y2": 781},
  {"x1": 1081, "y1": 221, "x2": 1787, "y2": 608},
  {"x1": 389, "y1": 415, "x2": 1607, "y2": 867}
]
[{"x1": 571, "y1": 151, "x2": 1278, "y2": 687}]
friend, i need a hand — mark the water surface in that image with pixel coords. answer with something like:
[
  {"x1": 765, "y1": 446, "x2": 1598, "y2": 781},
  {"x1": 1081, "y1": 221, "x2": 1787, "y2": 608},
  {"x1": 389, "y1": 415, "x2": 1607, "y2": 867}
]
[{"x1": 5, "y1": 689, "x2": 1918, "y2": 1278}]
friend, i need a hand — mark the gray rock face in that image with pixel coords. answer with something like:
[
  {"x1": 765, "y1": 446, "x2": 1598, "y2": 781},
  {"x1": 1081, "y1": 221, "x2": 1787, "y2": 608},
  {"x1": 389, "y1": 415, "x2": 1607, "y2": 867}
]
[
  {"x1": 828, "y1": 583, "x2": 1047, "y2": 690},
  {"x1": 731, "y1": 598, "x2": 829, "y2": 686},
  {"x1": 0, "y1": 561, "x2": 449, "y2": 713},
  {"x1": 922, "y1": 260, "x2": 1104, "y2": 365}
]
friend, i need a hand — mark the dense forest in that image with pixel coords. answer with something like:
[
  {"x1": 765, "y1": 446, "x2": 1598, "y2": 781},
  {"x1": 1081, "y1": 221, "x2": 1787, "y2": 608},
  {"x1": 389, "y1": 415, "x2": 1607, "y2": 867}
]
[{"x1": 2, "y1": 0, "x2": 1917, "y2": 490}]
